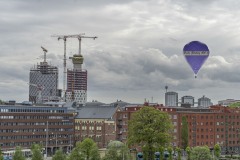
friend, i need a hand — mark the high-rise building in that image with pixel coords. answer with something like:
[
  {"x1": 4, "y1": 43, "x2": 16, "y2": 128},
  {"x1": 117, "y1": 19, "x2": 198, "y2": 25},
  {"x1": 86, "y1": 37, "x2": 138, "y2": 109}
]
[
  {"x1": 66, "y1": 54, "x2": 87, "y2": 105},
  {"x1": 165, "y1": 91, "x2": 178, "y2": 107},
  {"x1": 181, "y1": 96, "x2": 194, "y2": 107},
  {"x1": 29, "y1": 58, "x2": 59, "y2": 103},
  {"x1": 198, "y1": 95, "x2": 212, "y2": 108}
]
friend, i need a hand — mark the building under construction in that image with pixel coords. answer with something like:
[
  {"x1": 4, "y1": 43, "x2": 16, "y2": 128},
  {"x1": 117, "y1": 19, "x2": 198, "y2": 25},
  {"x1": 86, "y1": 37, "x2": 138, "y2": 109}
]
[
  {"x1": 29, "y1": 48, "x2": 60, "y2": 103},
  {"x1": 65, "y1": 54, "x2": 87, "y2": 105}
]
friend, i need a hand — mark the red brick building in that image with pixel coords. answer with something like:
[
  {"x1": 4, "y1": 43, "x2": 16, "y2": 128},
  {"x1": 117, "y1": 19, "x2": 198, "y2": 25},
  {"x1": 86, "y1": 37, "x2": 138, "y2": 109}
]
[
  {"x1": 115, "y1": 104, "x2": 240, "y2": 153},
  {"x1": 74, "y1": 105, "x2": 118, "y2": 148}
]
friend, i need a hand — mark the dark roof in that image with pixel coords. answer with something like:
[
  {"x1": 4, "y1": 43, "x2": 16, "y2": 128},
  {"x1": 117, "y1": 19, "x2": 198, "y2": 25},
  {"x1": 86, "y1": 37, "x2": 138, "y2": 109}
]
[{"x1": 76, "y1": 105, "x2": 118, "y2": 119}]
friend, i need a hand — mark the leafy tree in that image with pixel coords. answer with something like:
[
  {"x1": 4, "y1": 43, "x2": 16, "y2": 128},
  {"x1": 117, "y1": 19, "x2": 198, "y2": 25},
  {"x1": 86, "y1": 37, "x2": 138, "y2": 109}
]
[
  {"x1": 158, "y1": 146, "x2": 164, "y2": 160},
  {"x1": 176, "y1": 147, "x2": 181, "y2": 160},
  {"x1": 128, "y1": 106, "x2": 173, "y2": 160},
  {"x1": 190, "y1": 146, "x2": 211, "y2": 160},
  {"x1": 79, "y1": 138, "x2": 101, "y2": 160},
  {"x1": 120, "y1": 145, "x2": 131, "y2": 160},
  {"x1": 13, "y1": 146, "x2": 26, "y2": 160},
  {"x1": 181, "y1": 116, "x2": 188, "y2": 149},
  {"x1": 214, "y1": 144, "x2": 221, "y2": 159},
  {"x1": 31, "y1": 144, "x2": 43, "y2": 160},
  {"x1": 67, "y1": 142, "x2": 85, "y2": 160},
  {"x1": 102, "y1": 145, "x2": 119, "y2": 160},
  {"x1": 229, "y1": 102, "x2": 240, "y2": 108},
  {"x1": 0, "y1": 147, "x2": 3, "y2": 160},
  {"x1": 167, "y1": 146, "x2": 173, "y2": 160},
  {"x1": 185, "y1": 146, "x2": 191, "y2": 160},
  {"x1": 52, "y1": 149, "x2": 66, "y2": 160}
]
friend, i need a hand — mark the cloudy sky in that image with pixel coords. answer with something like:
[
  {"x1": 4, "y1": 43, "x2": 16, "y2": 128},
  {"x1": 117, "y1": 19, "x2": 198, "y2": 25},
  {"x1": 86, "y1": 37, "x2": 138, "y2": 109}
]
[{"x1": 1, "y1": 0, "x2": 240, "y2": 104}]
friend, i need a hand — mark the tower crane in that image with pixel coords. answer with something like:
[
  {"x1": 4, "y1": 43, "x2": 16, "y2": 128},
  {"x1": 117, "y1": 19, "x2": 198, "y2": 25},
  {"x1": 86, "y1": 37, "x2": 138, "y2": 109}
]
[
  {"x1": 41, "y1": 46, "x2": 48, "y2": 62},
  {"x1": 51, "y1": 33, "x2": 97, "y2": 101}
]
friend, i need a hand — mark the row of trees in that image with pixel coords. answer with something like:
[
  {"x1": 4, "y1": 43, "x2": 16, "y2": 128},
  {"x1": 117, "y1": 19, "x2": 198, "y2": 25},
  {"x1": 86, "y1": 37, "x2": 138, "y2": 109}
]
[{"x1": 0, "y1": 138, "x2": 132, "y2": 160}]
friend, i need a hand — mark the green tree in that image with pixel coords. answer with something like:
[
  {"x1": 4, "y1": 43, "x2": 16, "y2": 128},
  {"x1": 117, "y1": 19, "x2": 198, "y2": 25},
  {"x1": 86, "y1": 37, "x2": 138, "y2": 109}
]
[
  {"x1": 127, "y1": 106, "x2": 173, "y2": 160},
  {"x1": 67, "y1": 142, "x2": 85, "y2": 160},
  {"x1": 102, "y1": 145, "x2": 119, "y2": 160},
  {"x1": 214, "y1": 144, "x2": 221, "y2": 159},
  {"x1": 167, "y1": 146, "x2": 173, "y2": 160},
  {"x1": 119, "y1": 145, "x2": 131, "y2": 160},
  {"x1": 13, "y1": 146, "x2": 26, "y2": 160},
  {"x1": 79, "y1": 138, "x2": 101, "y2": 160},
  {"x1": 185, "y1": 146, "x2": 191, "y2": 160},
  {"x1": 176, "y1": 147, "x2": 181, "y2": 160},
  {"x1": 181, "y1": 116, "x2": 188, "y2": 149},
  {"x1": 31, "y1": 144, "x2": 43, "y2": 160},
  {"x1": 0, "y1": 147, "x2": 3, "y2": 160},
  {"x1": 190, "y1": 146, "x2": 211, "y2": 160},
  {"x1": 52, "y1": 149, "x2": 66, "y2": 160},
  {"x1": 158, "y1": 146, "x2": 164, "y2": 160}
]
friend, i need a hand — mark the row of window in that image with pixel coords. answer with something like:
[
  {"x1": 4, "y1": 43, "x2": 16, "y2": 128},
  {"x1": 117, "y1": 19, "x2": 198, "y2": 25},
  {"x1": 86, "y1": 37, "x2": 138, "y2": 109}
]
[{"x1": 0, "y1": 108, "x2": 65, "y2": 113}]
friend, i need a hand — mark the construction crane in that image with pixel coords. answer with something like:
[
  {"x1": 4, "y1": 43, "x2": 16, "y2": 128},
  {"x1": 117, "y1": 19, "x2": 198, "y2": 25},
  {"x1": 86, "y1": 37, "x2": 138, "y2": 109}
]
[
  {"x1": 28, "y1": 83, "x2": 44, "y2": 104},
  {"x1": 51, "y1": 34, "x2": 97, "y2": 101},
  {"x1": 41, "y1": 46, "x2": 48, "y2": 62}
]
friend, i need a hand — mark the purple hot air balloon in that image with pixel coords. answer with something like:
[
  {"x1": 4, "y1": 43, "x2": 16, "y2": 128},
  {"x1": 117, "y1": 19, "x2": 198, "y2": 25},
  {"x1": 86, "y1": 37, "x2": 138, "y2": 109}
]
[{"x1": 183, "y1": 41, "x2": 209, "y2": 78}]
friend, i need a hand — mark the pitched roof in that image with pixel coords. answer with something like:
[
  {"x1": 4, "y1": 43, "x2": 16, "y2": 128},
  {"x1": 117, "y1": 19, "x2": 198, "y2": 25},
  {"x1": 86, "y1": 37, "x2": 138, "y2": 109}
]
[{"x1": 76, "y1": 105, "x2": 118, "y2": 119}]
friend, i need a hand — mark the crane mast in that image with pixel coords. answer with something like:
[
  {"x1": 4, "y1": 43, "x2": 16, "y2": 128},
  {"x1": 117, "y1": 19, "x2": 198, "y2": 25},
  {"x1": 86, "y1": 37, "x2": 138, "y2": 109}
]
[{"x1": 51, "y1": 34, "x2": 97, "y2": 101}]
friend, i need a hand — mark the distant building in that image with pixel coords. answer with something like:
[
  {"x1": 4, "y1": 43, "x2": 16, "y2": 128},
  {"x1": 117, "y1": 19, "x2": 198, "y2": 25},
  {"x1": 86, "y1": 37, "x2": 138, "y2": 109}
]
[
  {"x1": 198, "y1": 96, "x2": 212, "y2": 108},
  {"x1": 29, "y1": 60, "x2": 59, "y2": 103},
  {"x1": 165, "y1": 92, "x2": 178, "y2": 107},
  {"x1": 218, "y1": 99, "x2": 240, "y2": 106},
  {"x1": 181, "y1": 96, "x2": 194, "y2": 107},
  {"x1": 66, "y1": 54, "x2": 87, "y2": 106}
]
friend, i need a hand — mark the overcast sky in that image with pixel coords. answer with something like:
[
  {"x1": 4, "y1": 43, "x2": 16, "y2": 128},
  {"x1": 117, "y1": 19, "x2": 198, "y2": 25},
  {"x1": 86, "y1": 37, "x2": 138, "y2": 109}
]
[{"x1": 1, "y1": 0, "x2": 240, "y2": 104}]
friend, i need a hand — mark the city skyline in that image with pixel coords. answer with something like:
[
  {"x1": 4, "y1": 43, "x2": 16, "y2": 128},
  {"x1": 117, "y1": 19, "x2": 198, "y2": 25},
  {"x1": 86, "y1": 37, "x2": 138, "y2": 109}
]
[{"x1": 1, "y1": 0, "x2": 240, "y2": 104}]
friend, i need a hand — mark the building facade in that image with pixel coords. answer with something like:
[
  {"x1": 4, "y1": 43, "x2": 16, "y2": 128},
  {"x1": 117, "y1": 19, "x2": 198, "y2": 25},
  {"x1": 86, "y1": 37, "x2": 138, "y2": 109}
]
[
  {"x1": 165, "y1": 92, "x2": 178, "y2": 107},
  {"x1": 29, "y1": 61, "x2": 59, "y2": 103},
  {"x1": 198, "y1": 95, "x2": 212, "y2": 108},
  {"x1": 0, "y1": 104, "x2": 75, "y2": 155},
  {"x1": 181, "y1": 96, "x2": 194, "y2": 107},
  {"x1": 66, "y1": 54, "x2": 87, "y2": 106},
  {"x1": 74, "y1": 105, "x2": 118, "y2": 148},
  {"x1": 115, "y1": 104, "x2": 240, "y2": 154}
]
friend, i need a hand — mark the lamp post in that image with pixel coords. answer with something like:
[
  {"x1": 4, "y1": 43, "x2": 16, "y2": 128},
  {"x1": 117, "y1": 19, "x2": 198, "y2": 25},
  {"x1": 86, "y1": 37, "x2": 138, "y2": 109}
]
[{"x1": 45, "y1": 121, "x2": 48, "y2": 160}]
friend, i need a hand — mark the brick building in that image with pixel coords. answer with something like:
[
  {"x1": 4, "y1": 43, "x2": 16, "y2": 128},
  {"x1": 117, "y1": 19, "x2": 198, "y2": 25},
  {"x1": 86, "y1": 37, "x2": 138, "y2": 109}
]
[
  {"x1": 115, "y1": 104, "x2": 240, "y2": 153},
  {"x1": 74, "y1": 105, "x2": 118, "y2": 148}
]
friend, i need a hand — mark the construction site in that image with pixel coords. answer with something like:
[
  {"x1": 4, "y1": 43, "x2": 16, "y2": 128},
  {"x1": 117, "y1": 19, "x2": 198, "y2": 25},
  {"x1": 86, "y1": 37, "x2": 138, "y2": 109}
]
[{"x1": 29, "y1": 34, "x2": 97, "y2": 106}]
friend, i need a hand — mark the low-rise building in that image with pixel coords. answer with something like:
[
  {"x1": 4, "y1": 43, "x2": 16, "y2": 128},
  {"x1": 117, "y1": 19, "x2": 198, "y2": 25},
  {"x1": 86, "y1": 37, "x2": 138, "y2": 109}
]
[{"x1": 74, "y1": 105, "x2": 118, "y2": 148}]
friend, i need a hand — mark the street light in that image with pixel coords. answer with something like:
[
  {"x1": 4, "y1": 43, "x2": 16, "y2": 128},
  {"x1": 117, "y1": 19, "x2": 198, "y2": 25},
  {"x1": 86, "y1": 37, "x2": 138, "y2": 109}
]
[{"x1": 45, "y1": 121, "x2": 48, "y2": 160}]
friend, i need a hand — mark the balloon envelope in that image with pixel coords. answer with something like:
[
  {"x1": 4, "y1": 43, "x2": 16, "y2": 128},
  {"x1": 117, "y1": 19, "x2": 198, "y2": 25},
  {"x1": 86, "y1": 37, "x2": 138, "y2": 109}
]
[{"x1": 183, "y1": 41, "x2": 209, "y2": 76}]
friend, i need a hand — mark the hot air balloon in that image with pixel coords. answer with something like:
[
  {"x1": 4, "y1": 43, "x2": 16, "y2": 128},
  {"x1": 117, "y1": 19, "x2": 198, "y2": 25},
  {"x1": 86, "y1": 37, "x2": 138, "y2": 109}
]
[{"x1": 183, "y1": 41, "x2": 209, "y2": 78}]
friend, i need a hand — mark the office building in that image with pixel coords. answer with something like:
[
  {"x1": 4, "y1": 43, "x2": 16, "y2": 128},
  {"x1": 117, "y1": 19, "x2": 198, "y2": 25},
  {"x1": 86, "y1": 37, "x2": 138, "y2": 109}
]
[
  {"x1": 165, "y1": 92, "x2": 178, "y2": 107},
  {"x1": 29, "y1": 57, "x2": 59, "y2": 103},
  {"x1": 181, "y1": 96, "x2": 194, "y2": 107},
  {"x1": 0, "y1": 104, "x2": 75, "y2": 154},
  {"x1": 198, "y1": 95, "x2": 212, "y2": 108}
]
